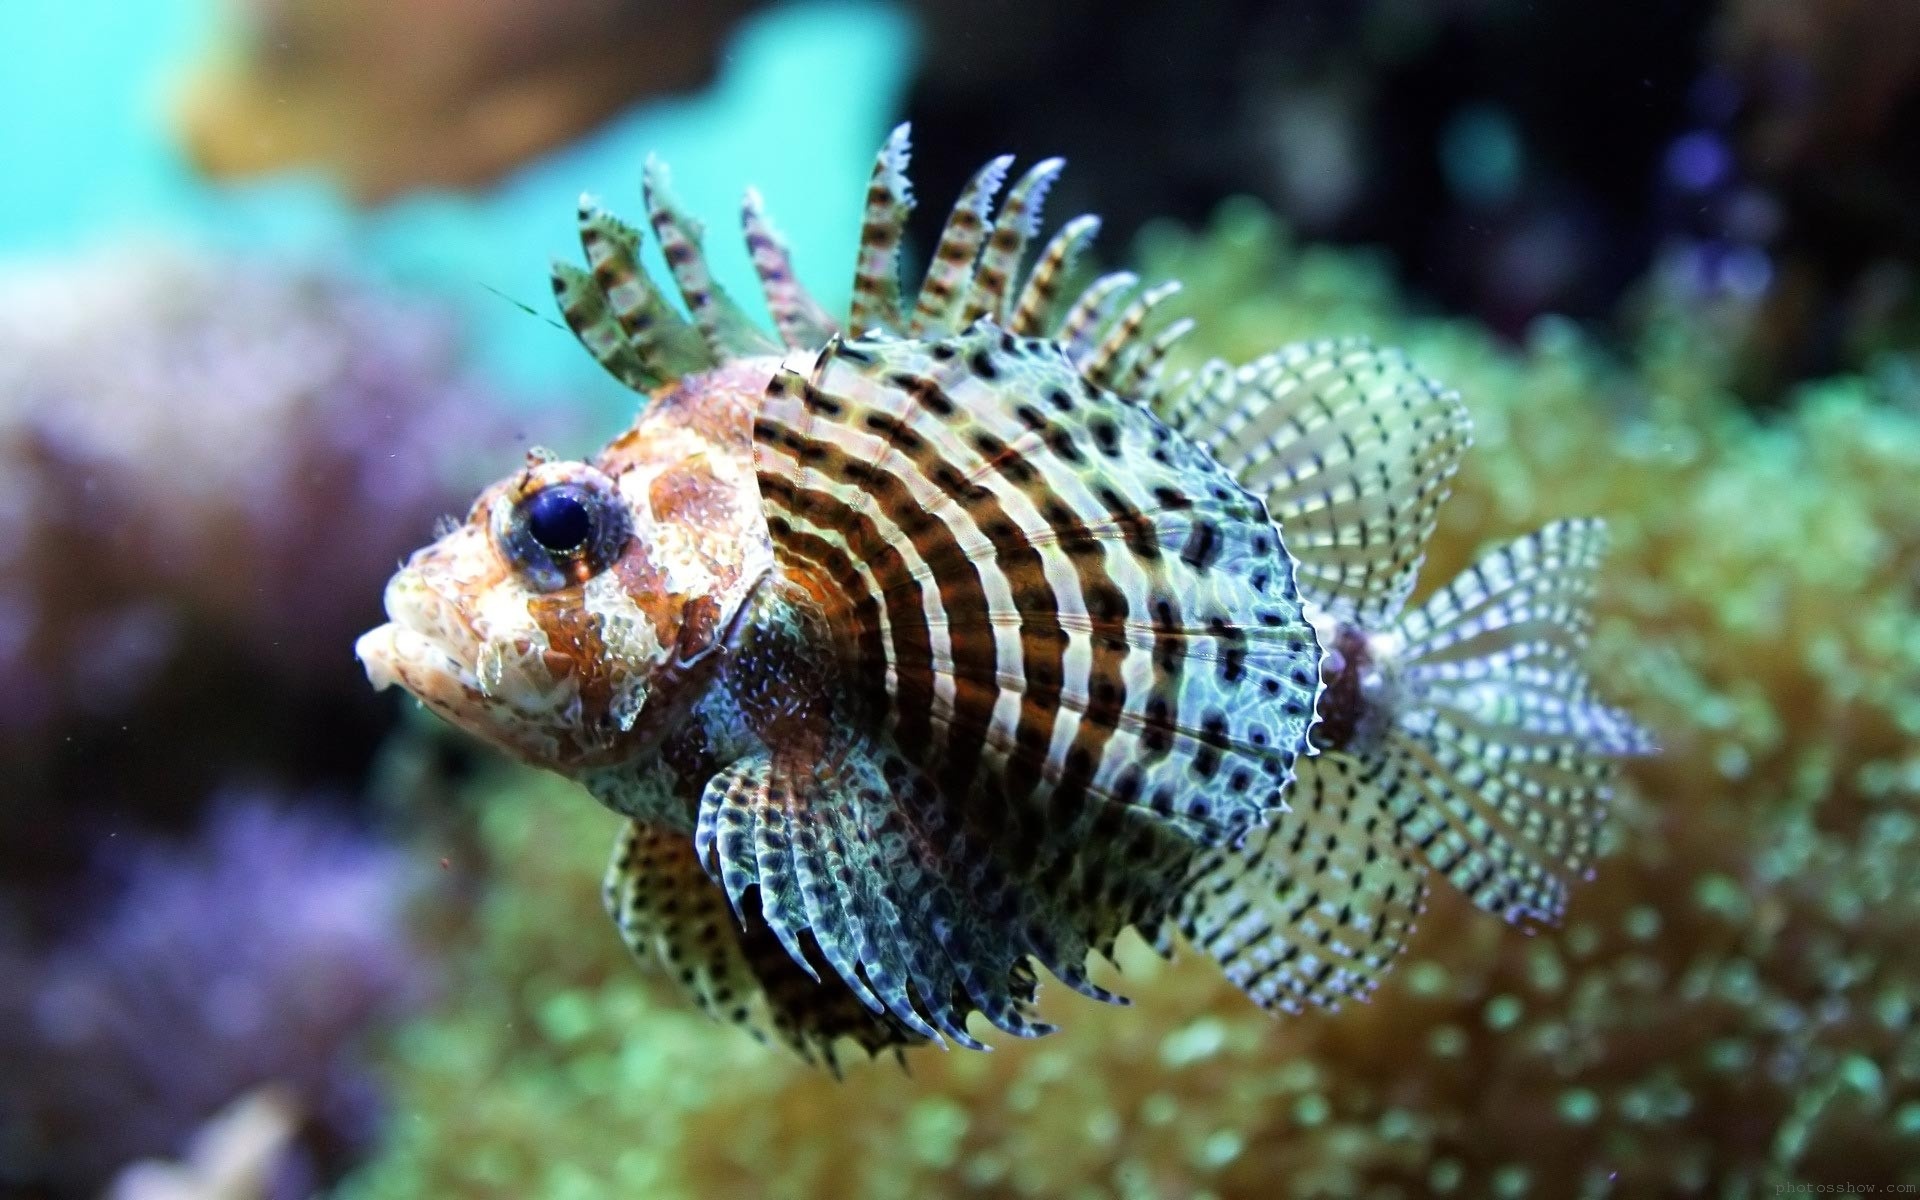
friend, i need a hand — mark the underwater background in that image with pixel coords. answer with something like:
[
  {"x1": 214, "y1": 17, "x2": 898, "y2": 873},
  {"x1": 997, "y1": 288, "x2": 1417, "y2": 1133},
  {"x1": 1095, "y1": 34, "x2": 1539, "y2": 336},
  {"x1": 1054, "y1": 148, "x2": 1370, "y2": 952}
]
[{"x1": 2, "y1": 1, "x2": 1917, "y2": 1196}]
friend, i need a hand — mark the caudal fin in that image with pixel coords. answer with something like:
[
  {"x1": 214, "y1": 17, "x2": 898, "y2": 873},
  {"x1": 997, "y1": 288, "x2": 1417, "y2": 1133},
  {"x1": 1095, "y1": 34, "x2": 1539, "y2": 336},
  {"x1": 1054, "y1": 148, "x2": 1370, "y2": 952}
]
[
  {"x1": 1181, "y1": 519, "x2": 1652, "y2": 1016},
  {"x1": 1377, "y1": 518, "x2": 1655, "y2": 925}
]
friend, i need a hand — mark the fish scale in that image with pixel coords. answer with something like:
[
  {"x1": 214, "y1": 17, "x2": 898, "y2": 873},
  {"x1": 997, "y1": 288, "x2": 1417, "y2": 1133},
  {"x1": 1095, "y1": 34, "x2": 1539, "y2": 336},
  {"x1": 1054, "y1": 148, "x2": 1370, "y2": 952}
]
[{"x1": 356, "y1": 122, "x2": 1654, "y2": 1066}]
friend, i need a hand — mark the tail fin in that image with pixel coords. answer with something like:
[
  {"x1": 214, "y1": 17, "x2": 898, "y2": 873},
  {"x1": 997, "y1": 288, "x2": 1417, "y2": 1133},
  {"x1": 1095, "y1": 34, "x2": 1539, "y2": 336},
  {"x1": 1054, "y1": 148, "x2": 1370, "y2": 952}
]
[
  {"x1": 1181, "y1": 519, "x2": 1653, "y2": 1014},
  {"x1": 1378, "y1": 518, "x2": 1655, "y2": 926}
]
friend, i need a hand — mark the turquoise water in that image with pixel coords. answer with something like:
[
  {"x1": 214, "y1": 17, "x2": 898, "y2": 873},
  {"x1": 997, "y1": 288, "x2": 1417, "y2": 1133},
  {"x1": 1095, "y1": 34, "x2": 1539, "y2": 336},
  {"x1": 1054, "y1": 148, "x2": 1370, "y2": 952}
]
[{"x1": 0, "y1": 0, "x2": 915, "y2": 417}]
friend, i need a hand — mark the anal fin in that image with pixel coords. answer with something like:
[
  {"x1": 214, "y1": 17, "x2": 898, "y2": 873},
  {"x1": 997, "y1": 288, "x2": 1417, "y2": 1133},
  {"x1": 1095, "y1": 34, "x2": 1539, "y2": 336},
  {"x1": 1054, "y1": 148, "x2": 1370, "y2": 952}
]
[{"x1": 1178, "y1": 753, "x2": 1427, "y2": 1013}]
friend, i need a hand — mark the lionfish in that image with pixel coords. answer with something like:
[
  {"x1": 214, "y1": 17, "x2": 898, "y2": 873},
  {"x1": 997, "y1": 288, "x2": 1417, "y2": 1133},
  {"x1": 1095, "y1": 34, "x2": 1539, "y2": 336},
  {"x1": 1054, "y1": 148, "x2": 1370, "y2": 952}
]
[{"x1": 357, "y1": 125, "x2": 1653, "y2": 1067}]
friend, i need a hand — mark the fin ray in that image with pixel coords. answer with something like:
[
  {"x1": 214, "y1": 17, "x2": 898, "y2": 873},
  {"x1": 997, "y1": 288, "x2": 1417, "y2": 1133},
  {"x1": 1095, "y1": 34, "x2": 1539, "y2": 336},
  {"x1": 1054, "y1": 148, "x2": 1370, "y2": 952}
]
[
  {"x1": 1178, "y1": 753, "x2": 1428, "y2": 1012},
  {"x1": 1377, "y1": 519, "x2": 1655, "y2": 924},
  {"x1": 742, "y1": 187, "x2": 838, "y2": 349},
  {"x1": 848, "y1": 123, "x2": 915, "y2": 335},
  {"x1": 1167, "y1": 338, "x2": 1473, "y2": 625},
  {"x1": 602, "y1": 820, "x2": 925, "y2": 1062}
]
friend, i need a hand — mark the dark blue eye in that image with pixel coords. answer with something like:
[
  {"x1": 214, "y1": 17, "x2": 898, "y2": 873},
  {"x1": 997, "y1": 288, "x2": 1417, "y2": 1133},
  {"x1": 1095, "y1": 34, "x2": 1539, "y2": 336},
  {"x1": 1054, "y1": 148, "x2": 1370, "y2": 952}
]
[
  {"x1": 525, "y1": 486, "x2": 593, "y2": 553},
  {"x1": 497, "y1": 467, "x2": 631, "y2": 591}
]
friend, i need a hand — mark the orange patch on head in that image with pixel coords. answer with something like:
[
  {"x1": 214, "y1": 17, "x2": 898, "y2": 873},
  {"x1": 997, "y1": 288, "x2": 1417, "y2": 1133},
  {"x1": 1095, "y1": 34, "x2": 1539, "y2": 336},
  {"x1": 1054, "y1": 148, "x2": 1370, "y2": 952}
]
[{"x1": 530, "y1": 591, "x2": 613, "y2": 707}]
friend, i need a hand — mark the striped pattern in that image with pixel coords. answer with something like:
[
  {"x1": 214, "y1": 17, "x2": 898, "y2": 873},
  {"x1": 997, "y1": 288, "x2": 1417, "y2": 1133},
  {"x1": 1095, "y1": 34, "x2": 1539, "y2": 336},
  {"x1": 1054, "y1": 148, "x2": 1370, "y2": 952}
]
[
  {"x1": 735, "y1": 325, "x2": 1322, "y2": 1041},
  {"x1": 1081, "y1": 280, "x2": 1184, "y2": 392},
  {"x1": 534, "y1": 127, "x2": 1654, "y2": 1056},
  {"x1": 641, "y1": 158, "x2": 779, "y2": 361},
  {"x1": 554, "y1": 127, "x2": 1197, "y2": 419},
  {"x1": 1377, "y1": 518, "x2": 1655, "y2": 925},
  {"x1": 697, "y1": 737, "x2": 1050, "y2": 1048},
  {"x1": 1164, "y1": 338, "x2": 1474, "y2": 627},
  {"x1": 742, "y1": 187, "x2": 838, "y2": 350},
  {"x1": 555, "y1": 200, "x2": 714, "y2": 392},
  {"x1": 1176, "y1": 753, "x2": 1427, "y2": 1012},
  {"x1": 551, "y1": 259, "x2": 658, "y2": 393},
  {"x1": 1010, "y1": 214, "x2": 1101, "y2": 337},
  {"x1": 847, "y1": 123, "x2": 915, "y2": 335},
  {"x1": 1056, "y1": 270, "x2": 1137, "y2": 361},
  {"x1": 602, "y1": 819, "x2": 924, "y2": 1069},
  {"x1": 909, "y1": 154, "x2": 1012, "y2": 335},
  {"x1": 960, "y1": 157, "x2": 1065, "y2": 327},
  {"x1": 1171, "y1": 522, "x2": 1651, "y2": 1012}
]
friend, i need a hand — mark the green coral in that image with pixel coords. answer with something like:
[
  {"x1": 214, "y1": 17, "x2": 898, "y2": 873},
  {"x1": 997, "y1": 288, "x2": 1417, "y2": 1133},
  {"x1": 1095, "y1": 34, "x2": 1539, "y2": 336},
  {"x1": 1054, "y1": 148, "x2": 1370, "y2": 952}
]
[{"x1": 343, "y1": 200, "x2": 1920, "y2": 1198}]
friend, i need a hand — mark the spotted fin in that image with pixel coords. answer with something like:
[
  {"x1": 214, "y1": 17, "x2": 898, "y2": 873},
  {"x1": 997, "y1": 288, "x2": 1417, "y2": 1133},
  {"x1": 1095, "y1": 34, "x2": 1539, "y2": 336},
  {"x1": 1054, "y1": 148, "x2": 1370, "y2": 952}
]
[
  {"x1": 1164, "y1": 339, "x2": 1474, "y2": 627},
  {"x1": 1376, "y1": 519, "x2": 1656, "y2": 925},
  {"x1": 602, "y1": 820, "x2": 925, "y2": 1068},
  {"x1": 747, "y1": 324, "x2": 1323, "y2": 1037},
  {"x1": 1176, "y1": 753, "x2": 1427, "y2": 1012}
]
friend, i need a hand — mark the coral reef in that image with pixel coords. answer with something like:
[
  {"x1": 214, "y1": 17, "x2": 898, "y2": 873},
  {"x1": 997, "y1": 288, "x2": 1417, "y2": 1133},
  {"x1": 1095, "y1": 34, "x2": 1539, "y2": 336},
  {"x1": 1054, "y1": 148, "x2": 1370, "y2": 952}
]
[
  {"x1": 340, "y1": 203, "x2": 1920, "y2": 1198},
  {"x1": 0, "y1": 796, "x2": 429, "y2": 1197},
  {"x1": 0, "y1": 246, "x2": 513, "y2": 712},
  {"x1": 0, "y1": 246, "x2": 529, "y2": 896},
  {"x1": 106, "y1": 1087, "x2": 303, "y2": 1200}
]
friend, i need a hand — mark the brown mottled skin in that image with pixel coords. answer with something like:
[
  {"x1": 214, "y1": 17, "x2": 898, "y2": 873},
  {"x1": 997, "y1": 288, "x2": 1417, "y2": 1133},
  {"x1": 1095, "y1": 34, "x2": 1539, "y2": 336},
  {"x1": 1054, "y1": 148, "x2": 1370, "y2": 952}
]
[{"x1": 358, "y1": 357, "x2": 791, "y2": 803}]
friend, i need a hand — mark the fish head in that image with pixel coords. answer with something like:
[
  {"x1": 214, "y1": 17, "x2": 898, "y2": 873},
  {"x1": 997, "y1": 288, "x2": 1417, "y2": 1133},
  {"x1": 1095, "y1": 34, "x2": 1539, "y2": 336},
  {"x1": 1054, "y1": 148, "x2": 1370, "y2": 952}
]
[{"x1": 357, "y1": 363, "x2": 776, "y2": 773}]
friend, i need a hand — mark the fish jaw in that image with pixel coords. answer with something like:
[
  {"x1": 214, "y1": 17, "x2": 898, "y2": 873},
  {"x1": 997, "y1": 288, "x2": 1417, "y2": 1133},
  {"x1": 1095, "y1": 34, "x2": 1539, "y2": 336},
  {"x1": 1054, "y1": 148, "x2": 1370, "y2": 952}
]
[{"x1": 354, "y1": 532, "x2": 575, "y2": 766}]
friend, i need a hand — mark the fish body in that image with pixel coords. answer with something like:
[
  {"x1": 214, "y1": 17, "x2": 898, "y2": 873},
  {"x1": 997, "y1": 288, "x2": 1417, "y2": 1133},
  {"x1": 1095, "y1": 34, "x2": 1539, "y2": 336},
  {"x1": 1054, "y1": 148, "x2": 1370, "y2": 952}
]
[{"x1": 358, "y1": 125, "x2": 1652, "y2": 1065}]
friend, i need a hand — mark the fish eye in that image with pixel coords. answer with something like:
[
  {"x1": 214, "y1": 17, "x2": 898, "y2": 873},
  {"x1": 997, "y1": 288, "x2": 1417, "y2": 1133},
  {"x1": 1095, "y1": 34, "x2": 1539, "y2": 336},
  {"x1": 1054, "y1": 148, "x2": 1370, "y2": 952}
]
[
  {"x1": 525, "y1": 486, "x2": 593, "y2": 553},
  {"x1": 492, "y1": 465, "x2": 630, "y2": 590}
]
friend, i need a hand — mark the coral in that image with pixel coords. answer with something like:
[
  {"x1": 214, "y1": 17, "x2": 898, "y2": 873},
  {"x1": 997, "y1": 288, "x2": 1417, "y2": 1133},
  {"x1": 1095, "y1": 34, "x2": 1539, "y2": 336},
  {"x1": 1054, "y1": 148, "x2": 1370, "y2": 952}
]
[
  {"x1": 0, "y1": 246, "x2": 518, "y2": 715},
  {"x1": 0, "y1": 245, "x2": 534, "y2": 895},
  {"x1": 340, "y1": 202, "x2": 1920, "y2": 1198},
  {"x1": 174, "y1": 0, "x2": 761, "y2": 203},
  {"x1": 106, "y1": 1087, "x2": 303, "y2": 1200},
  {"x1": 0, "y1": 796, "x2": 429, "y2": 1197}
]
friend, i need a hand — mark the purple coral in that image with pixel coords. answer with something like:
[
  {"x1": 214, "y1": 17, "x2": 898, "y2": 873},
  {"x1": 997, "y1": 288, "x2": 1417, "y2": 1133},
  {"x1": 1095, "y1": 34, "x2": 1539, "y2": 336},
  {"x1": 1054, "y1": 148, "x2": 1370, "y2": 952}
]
[
  {"x1": 0, "y1": 794, "x2": 430, "y2": 1197},
  {"x1": 0, "y1": 246, "x2": 531, "y2": 735}
]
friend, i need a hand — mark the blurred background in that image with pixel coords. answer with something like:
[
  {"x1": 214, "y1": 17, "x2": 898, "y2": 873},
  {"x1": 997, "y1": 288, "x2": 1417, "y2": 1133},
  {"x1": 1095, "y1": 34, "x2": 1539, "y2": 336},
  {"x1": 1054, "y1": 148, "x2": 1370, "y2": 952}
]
[{"x1": 1, "y1": 0, "x2": 1915, "y2": 1196}]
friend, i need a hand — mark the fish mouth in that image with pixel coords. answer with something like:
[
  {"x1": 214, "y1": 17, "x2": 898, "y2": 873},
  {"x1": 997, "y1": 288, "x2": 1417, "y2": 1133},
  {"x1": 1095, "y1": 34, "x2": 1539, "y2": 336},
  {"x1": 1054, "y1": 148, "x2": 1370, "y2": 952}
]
[
  {"x1": 354, "y1": 571, "x2": 482, "y2": 699},
  {"x1": 355, "y1": 622, "x2": 477, "y2": 695}
]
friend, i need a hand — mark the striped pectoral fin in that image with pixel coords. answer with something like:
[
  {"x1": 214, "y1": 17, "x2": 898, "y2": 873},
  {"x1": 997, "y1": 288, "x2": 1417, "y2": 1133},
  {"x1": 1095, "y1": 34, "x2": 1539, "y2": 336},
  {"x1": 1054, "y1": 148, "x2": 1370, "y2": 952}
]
[
  {"x1": 603, "y1": 819, "x2": 926, "y2": 1068},
  {"x1": 752, "y1": 325, "x2": 1329, "y2": 1010},
  {"x1": 1384, "y1": 519, "x2": 1656, "y2": 926},
  {"x1": 1165, "y1": 339, "x2": 1475, "y2": 627},
  {"x1": 694, "y1": 744, "x2": 1047, "y2": 1051},
  {"x1": 1179, "y1": 752, "x2": 1428, "y2": 1012}
]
